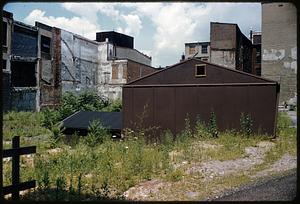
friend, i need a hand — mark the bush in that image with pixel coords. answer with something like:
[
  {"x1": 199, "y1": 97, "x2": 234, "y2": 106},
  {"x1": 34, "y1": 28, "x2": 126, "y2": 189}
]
[
  {"x1": 240, "y1": 113, "x2": 253, "y2": 136},
  {"x1": 42, "y1": 108, "x2": 61, "y2": 130},
  {"x1": 102, "y1": 99, "x2": 122, "y2": 112},
  {"x1": 84, "y1": 120, "x2": 110, "y2": 147}
]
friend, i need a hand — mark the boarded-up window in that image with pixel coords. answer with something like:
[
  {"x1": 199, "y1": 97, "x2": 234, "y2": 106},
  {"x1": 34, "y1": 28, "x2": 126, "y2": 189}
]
[
  {"x1": 11, "y1": 61, "x2": 36, "y2": 87},
  {"x1": 112, "y1": 65, "x2": 118, "y2": 79},
  {"x1": 2, "y1": 21, "x2": 7, "y2": 46},
  {"x1": 41, "y1": 35, "x2": 51, "y2": 53},
  {"x1": 189, "y1": 45, "x2": 196, "y2": 55},
  {"x1": 195, "y1": 64, "x2": 206, "y2": 77}
]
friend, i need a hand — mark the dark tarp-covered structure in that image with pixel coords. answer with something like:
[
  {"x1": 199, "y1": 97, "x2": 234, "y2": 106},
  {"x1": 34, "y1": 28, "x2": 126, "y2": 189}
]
[
  {"x1": 122, "y1": 58, "x2": 280, "y2": 137},
  {"x1": 62, "y1": 111, "x2": 122, "y2": 136}
]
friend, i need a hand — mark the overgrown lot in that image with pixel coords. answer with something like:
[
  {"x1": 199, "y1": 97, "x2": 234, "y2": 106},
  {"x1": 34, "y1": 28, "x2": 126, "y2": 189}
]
[{"x1": 2, "y1": 93, "x2": 296, "y2": 201}]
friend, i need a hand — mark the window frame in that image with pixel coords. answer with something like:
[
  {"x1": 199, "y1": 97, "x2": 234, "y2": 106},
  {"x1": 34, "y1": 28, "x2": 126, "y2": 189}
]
[
  {"x1": 201, "y1": 45, "x2": 208, "y2": 54},
  {"x1": 195, "y1": 64, "x2": 206, "y2": 77}
]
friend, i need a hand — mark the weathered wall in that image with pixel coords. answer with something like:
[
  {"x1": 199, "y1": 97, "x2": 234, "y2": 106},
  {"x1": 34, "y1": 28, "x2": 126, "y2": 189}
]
[
  {"x1": 11, "y1": 88, "x2": 37, "y2": 111},
  {"x1": 127, "y1": 60, "x2": 157, "y2": 83},
  {"x1": 236, "y1": 28, "x2": 253, "y2": 73},
  {"x1": 210, "y1": 22, "x2": 237, "y2": 69},
  {"x1": 262, "y1": 3, "x2": 297, "y2": 104},
  {"x1": 210, "y1": 50, "x2": 236, "y2": 69},
  {"x1": 60, "y1": 29, "x2": 98, "y2": 94},
  {"x1": 116, "y1": 46, "x2": 151, "y2": 66}
]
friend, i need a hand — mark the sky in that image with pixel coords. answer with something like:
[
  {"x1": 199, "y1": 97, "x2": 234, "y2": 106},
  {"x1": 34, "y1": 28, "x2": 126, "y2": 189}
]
[{"x1": 4, "y1": 2, "x2": 261, "y2": 67}]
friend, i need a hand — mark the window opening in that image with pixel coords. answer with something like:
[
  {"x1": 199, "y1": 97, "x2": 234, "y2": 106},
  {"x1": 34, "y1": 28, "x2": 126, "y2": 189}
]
[
  {"x1": 41, "y1": 35, "x2": 51, "y2": 53},
  {"x1": 201, "y1": 45, "x2": 208, "y2": 54},
  {"x1": 11, "y1": 61, "x2": 36, "y2": 87},
  {"x1": 195, "y1": 64, "x2": 206, "y2": 77}
]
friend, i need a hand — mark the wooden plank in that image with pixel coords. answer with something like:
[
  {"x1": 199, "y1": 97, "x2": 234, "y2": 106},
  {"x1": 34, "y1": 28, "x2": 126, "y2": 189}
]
[
  {"x1": 12, "y1": 136, "x2": 20, "y2": 200},
  {"x1": 3, "y1": 180, "x2": 36, "y2": 195},
  {"x1": 3, "y1": 146, "x2": 36, "y2": 158}
]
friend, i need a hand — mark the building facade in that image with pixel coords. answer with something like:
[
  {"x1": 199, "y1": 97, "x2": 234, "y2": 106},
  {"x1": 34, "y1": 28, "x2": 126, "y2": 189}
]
[
  {"x1": 210, "y1": 22, "x2": 254, "y2": 74},
  {"x1": 2, "y1": 11, "x2": 156, "y2": 112},
  {"x1": 184, "y1": 42, "x2": 210, "y2": 61},
  {"x1": 261, "y1": 3, "x2": 297, "y2": 104}
]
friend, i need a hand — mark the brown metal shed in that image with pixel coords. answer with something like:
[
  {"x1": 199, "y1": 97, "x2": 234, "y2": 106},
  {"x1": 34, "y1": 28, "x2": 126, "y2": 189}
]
[{"x1": 122, "y1": 59, "x2": 279, "y2": 136}]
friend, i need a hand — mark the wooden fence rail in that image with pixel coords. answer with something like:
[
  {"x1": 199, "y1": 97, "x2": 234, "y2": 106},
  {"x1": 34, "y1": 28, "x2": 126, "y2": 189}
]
[{"x1": 2, "y1": 136, "x2": 36, "y2": 200}]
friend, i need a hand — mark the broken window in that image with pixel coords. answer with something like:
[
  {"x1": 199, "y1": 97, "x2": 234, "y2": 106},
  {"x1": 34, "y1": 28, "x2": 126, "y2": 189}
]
[
  {"x1": 2, "y1": 60, "x2": 6, "y2": 70},
  {"x1": 201, "y1": 45, "x2": 208, "y2": 54},
  {"x1": 11, "y1": 61, "x2": 36, "y2": 87},
  {"x1": 195, "y1": 64, "x2": 206, "y2": 77},
  {"x1": 2, "y1": 21, "x2": 7, "y2": 46},
  {"x1": 189, "y1": 45, "x2": 196, "y2": 55},
  {"x1": 41, "y1": 35, "x2": 51, "y2": 53}
]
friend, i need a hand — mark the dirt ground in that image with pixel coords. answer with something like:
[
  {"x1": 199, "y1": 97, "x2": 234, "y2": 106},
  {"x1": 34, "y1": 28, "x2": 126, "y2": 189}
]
[{"x1": 123, "y1": 140, "x2": 296, "y2": 201}]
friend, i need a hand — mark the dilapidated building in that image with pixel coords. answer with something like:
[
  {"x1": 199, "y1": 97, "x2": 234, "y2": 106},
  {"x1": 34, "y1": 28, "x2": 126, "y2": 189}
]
[
  {"x1": 184, "y1": 42, "x2": 210, "y2": 61},
  {"x1": 184, "y1": 22, "x2": 261, "y2": 76},
  {"x1": 261, "y1": 2, "x2": 297, "y2": 104},
  {"x1": 2, "y1": 10, "x2": 156, "y2": 112},
  {"x1": 210, "y1": 22, "x2": 254, "y2": 74}
]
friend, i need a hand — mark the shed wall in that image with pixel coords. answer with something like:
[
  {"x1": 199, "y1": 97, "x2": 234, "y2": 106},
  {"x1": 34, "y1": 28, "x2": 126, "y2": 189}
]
[{"x1": 123, "y1": 84, "x2": 278, "y2": 136}]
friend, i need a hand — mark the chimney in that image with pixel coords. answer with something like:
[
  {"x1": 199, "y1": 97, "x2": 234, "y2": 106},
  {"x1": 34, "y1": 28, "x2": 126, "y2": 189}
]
[{"x1": 250, "y1": 30, "x2": 253, "y2": 43}]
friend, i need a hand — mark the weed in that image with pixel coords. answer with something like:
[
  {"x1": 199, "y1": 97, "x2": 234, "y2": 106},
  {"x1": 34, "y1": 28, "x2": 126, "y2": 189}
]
[
  {"x1": 207, "y1": 111, "x2": 218, "y2": 138},
  {"x1": 240, "y1": 113, "x2": 253, "y2": 136},
  {"x1": 85, "y1": 120, "x2": 110, "y2": 147},
  {"x1": 166, "y1": 169, "x2": 184, "y2": 182}
]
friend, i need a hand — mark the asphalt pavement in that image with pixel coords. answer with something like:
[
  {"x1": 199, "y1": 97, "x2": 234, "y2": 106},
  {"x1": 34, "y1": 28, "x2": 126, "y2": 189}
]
[{"x1": 213, "y1": 170, "x2": 297, "y2": 201}]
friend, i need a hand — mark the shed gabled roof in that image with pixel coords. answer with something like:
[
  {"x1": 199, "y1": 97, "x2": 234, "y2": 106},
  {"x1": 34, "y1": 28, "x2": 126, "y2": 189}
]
[
  {"x1": 62, "y1": 111, "x2": 122, "y2": 131},
  {"x1": 125, "y1": 58, "x2": 277, "y2": 86}
]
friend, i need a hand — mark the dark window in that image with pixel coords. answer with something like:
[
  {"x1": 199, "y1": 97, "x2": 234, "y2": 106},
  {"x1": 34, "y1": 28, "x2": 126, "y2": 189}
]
[
  {"x1": 2, "y1": 21, "x2": 7, "y2": 46},
  {"x1": 41, "y1": 35, "x2": 51, "y2": 53},
  {"x1": 195, "y1": 64, "x2": 206, "y2": 77},
  {"x1": 11, "y1": 61, "x2": 36, "y2": 87},
  {"x1": 3, "y1": 60, "x2": 6, "y2": 70},
  {"x1": 201, "y1": 58, "x2": 208, "y2": 61},
  {"x1": 201, "y1": 45, "x2": 208, "y2": 54},
  {"x1": 256, "y1": 68, "x2": 261, "y2": 76}
]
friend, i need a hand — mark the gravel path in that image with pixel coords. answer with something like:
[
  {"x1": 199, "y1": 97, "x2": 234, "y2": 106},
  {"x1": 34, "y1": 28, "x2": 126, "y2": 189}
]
[{"x1": 123, "y1": 141, "x2": 296, "y2": 201}]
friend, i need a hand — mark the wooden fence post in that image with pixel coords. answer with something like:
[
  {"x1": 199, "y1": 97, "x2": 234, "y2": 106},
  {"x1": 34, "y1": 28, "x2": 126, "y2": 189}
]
[
  {"x1": 12, "y1": 136, "x2": 20, "y2": 200},
  {"x1": 2, "y1": 136, "x2": 36, "y2": 200}
]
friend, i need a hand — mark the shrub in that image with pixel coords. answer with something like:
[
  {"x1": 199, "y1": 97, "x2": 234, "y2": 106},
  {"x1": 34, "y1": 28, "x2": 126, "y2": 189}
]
[
  {"x1": 102, "y1": 99, "x2": 122, "y2": 112},
  {"x1": 240, "y1": 113, "x2": 253, "y2": 136},
  {"x1": 42, "y1": 108, "x2": 61, "y2": 129}
]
